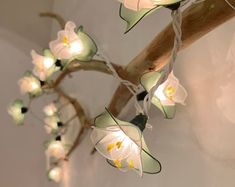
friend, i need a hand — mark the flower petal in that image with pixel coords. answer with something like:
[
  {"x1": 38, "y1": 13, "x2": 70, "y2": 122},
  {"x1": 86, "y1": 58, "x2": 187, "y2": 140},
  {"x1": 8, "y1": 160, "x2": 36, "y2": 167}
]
[{"x1": 173, "y1": 84, "x2": 188, "y2": 105}]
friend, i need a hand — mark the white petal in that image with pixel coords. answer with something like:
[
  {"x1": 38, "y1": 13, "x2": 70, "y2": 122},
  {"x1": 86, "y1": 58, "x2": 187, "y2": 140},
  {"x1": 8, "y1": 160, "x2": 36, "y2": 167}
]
[
  {"x1": 173, "y1": 84, "x2": 188, "y2": 105},
  {"x1": 123, "y1": 0, "x2": 155, "y2": 11}
]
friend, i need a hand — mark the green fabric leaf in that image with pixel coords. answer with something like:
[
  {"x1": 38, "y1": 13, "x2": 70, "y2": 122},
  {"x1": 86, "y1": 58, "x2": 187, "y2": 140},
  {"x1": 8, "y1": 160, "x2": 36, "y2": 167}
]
[
  {"x1": 119, "y1": 4, "x2": 161, "y2": 33},
  {"x1": 8, "y1": 99, "x2": 25, "y2": 125},
  {"x1": 75, "y1": 26, "x2": 97, "y2": 61},
  {"x1": 140, "y1": 71, "x2": 176, "y2": 119},
  {"x1": 43, "y1": 49, "x2": 55, "y2": 59},
  {"x1": 94, "y1": 110, "x2": 133, "y2": 129}
]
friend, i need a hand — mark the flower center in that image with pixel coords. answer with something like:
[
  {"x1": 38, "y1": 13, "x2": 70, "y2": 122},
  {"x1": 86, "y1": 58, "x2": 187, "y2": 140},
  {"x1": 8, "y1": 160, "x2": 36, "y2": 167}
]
[
  {"x1": 107, "y1": 141, "x2": 123, "y2": 152},
  {"x1": 107, "y1": 143, "x2": 115, "y2": 152},
  {"x1": 114, "y1": 159, "x2": 122, "y2": 168},
  {"x1": 116, "y1": 141, "x2": 122, "y2": 149},
  {"x1": 128, "y1": 159, "x2": 134, "y2": 169},
  {"x1": 165, "y1": 86, "x2": 176, "y2": 99},
  {"x1": 62, "y1": 36, "x2": 70, "y2": 46}
]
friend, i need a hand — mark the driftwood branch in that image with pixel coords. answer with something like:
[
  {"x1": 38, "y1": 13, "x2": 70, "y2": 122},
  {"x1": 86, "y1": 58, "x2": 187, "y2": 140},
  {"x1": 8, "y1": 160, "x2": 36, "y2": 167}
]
[
  {"x1": 39, "y1": 12, "x2": 66, "y2": 29},
  {"x1": 108, "y1": 0, "x2": 235, "y2": 116},
  {"x1": 52, "y1": 59, "x2": 125, "y2": 87},
  {"x1": 54, "y1": 87, "x2": 91, "y2": 157}
]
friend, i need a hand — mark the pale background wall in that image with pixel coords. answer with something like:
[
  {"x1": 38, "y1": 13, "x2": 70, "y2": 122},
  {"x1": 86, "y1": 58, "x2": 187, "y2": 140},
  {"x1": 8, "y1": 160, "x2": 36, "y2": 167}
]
[{"x1": 1, "y1": 0, "x2": 235, "y2": 187}]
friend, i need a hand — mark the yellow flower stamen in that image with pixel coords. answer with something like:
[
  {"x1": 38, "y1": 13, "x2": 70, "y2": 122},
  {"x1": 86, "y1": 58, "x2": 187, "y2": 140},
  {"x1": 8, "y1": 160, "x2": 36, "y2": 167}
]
[
  {"x1": 128, "y1": 159, "x2": 134, "y2": 169},
  {"x1": 114, "y1": 159, "x2": 122, "y2": 168},
  {"x1": 62, "y1": 36, "x2": 69, "y2": 46},
  {"x1": 116, "y1": 141, "x2": 122, "y2": 149},
  {"x1": 107, "y1": 143, "x2": 115, "y2": 152},
  {"x1": 165, "y1": 86, "x2": 176, "y2": 99}
]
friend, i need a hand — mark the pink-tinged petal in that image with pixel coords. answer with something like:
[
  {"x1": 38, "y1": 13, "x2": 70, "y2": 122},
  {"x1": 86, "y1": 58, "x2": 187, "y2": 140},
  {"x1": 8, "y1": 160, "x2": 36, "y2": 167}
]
[
  {"x1": 173, "y1": 84, "x2": 188, "y2": 105},
  {"x1": 166, "y1": 71, "x2": 179, "y2": 88},
  {"x1": 49, "y1": 21, "x2": 83, "y2": 60},
  {"x1": 64, "y1": 21, "x2": 76, "y2": 32},
  {"x1": 122, "y1": 0, "x2": 155, "y2": 11},
  {"x1": 160, "y1": 99, "x2": 175, "y2": 106}
]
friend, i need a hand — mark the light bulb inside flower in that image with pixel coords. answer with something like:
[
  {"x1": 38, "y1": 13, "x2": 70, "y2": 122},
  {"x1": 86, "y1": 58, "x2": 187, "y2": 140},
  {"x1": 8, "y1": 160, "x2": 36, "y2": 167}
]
[
  {"x1": 43, "y1": 103, "x2": 57, "y2": 116},
  {"x1": 69, "y1": 40, "x2": 83, "y2": 54},
  {"x1": 48, "y1": 166, "x2": 62, "y2": 183},
  {"x1": 43, "y1": 57, "x2": 54, "y2": 69},
  {"x1": 8, "y1": 99, "x2": 27, "y2": 125},
  {"x1": 44, "y1": 115, "x2": 61, "y2": 134},
  {"x1": 91, "y1": 125, "x2": 142, "y2": 172},
  {"x1": 31, "y1": 50, "x2": 56, "y2": 81},
  {"x1": 18, "y1": 71, "x2": 42, "y2": 96},
  {"x1": 47, "y1": 140, "x2": 65, "y2": 159},
  {"x1": 154, "y1": 71, "x2": 187, "y2": 106}
]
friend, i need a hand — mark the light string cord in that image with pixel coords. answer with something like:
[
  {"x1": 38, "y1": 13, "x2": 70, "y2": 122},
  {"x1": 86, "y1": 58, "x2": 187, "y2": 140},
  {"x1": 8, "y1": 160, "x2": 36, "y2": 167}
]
[
  {"x1": 224, "y1": 0, "x2": 235, "y2": 10},
  {"x1": 143, "y1": 8, "x2": 183, "y2": 116},
  {"x1": 96, "y1": 51, "x2": 144, "y2": 115}
]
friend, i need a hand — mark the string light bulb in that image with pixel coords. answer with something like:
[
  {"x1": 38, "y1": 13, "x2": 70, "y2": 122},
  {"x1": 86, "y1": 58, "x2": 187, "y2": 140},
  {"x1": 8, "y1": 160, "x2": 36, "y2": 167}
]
[
  {"x1": 48, "y1": 166, "x2": 63, "y2": 183},
  {"x1": 18, "y1": 71, "x2": 42, "y2": 96},
  {"x1": 8, "y1": 99, "x2": 28, "y2": 125},
  {"x1": 49, "y1": 21, "x2": 84, "y2": 60},
  {"x1": 31, "y1": 50, "x2": 56, "y2": 81},
  {"x1": 44, "y1": 115, "x2": 62, "y2": 134},
  {"x1": 49, "y1": 21, "x2": 97, "y2": 61},
  {"x1": 43, "y1": 103, "x2": 58, "y2": 116},
  {"x1": 46, "y1": 137, "x2": 66, "y2": 159},
  {"x1": 141, "y1": 71, "x2": 187, "y2": 118}
]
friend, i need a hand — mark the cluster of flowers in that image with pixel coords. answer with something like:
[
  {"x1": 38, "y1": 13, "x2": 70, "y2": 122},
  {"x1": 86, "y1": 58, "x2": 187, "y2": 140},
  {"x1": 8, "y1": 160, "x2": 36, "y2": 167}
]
[
  {"x1": 8, "y1": 21, "x2": 97, "y2": 182},
  {"x1": 8, "y1": 0, "x2": 188, "y2": 183}
]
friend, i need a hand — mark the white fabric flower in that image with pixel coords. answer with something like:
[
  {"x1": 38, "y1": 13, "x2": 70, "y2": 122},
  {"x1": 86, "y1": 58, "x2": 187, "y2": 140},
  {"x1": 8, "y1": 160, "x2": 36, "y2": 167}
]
[
  {"x1": 91, "y1": 125, "x2": 143, "y2": 175},
  {"x1": 154, "y1": 71, "x2": 187, "y2": 106},
  {"x1": 46, "y1": 140, "x2": 65, "y2": 159},
  {"x1": 49, "y1": 21, "x2": 84, "y2": 60},
  {"x1": 119, "y1": 0, "x2": 156, "y2": 11},
  {"x1": 18, "y1": 72, "x2": 42, "y2": 96},
  {"x1": 48, "y1": 166, "x2": 63, "y2": 183},
  {"x1": 43, "y1": 103, "x2": 58, "y2": 116},
  {"x1": 119, "y1": 0, "x2": 181, "y2": 11},
  {"x1": 44, "y1": 115, "x2": 60, "y2": 134},
  {"x1": 31, "y1": 50, "x2": 56, "y2": 81},
  {"x1": 8, "y1": 99, "x2": 26, "y2": 125}
]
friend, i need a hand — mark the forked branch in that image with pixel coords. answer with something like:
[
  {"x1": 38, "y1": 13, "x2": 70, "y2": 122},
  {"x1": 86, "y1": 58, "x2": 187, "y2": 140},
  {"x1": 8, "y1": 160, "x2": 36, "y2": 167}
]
[{"x1": 108, "y1": 0, "x2": 235, "y2": 116}]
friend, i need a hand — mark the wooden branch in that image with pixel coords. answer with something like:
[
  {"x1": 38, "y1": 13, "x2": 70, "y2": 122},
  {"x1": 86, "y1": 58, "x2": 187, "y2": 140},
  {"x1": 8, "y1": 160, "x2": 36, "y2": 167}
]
[
  {"x1": 52, "y1": 59, "x2": 126, "y2": 87},
  {"x1": 39, "y1": 12, "x2": 66, "y2": 29},
  {"x1": 54, "y1": 87, "x2": 91, "y2": 157},
  {"x1": 109, "y1": 0, "x2": 235, "y2": 116}
]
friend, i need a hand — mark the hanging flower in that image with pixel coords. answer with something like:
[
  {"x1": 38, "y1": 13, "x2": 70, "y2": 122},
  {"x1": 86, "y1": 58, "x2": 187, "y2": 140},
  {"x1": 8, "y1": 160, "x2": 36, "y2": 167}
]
[
  {"x1": 49, "y1": 21, "x2": 97, "y2": 61},
  {"x1": 154, "y1": 71, "x2": 187, "y2": 106},
  {"x1": 8, "y1": 99, "x2": 28, "y2": 125},
  {"x1": 141, "y1": 71, "x2": 187, "y2": 118},
  {"x1": 44, "y1": 115, "x2": 62, "y2": 134},
  {"x1": 119, "y1": 0, "x2": 156, "y2": 11},
  {"x1": 46, "y1": 138, "x2": 66, "y2": 159},
  {"x1": 91, "y1": 110, "x2": 161, "y2": 176},
  {"x1": 48, "y1": 166, "x2": 63, "y2": 183},
  {"x1": 31, "y1": 50, "x2": 56, "y2": 81},
  {"x1": 18, "y1": 71, "x2": 42, "y2": 96},
  {"x1": 49, "y1": 21, "x2": 84, "y2": 60},
  {"x1": 119, "y1": 0, "x2": 182, "y2": 11},
  {"x1": 43, "y1": 103, "x2": 58, "y2": 116},
  {"x1": 119, "y1": 0, "x2": 182, "y2": 33}
]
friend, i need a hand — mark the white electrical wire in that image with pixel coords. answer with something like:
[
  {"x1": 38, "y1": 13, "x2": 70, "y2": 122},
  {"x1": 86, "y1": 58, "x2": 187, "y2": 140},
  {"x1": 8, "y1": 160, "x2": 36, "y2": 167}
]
[
  {"x1": 224, "y1": 0, "x2": 235, "y2": 10},
  {"x1": 143, "y1": 8, "x2": 183, "y2": 116},
  {"x1": 96, "y1": 51, "x2": 144, "y2": 115}
]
